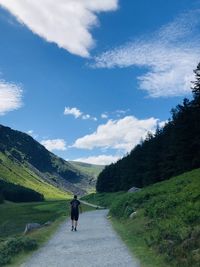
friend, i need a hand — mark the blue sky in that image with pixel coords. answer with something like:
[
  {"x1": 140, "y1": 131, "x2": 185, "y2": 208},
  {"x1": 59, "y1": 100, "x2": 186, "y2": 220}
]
[{"x1": 0, "y1": 0, "x2": 200, "y2": 165}]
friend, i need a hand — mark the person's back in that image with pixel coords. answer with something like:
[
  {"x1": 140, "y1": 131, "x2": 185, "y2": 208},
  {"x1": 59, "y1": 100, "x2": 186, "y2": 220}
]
[
  {"x1": 70, "y1": 195, "x2": 81, "y2": 231},
  {"x1": 70, "y1": 199, "x2": 80, "y2": 213}
]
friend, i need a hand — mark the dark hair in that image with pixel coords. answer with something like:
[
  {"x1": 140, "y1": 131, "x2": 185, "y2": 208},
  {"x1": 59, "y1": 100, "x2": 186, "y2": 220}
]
[{"x1": 74, "y1": 195, "x2": 77, "y2": 199}]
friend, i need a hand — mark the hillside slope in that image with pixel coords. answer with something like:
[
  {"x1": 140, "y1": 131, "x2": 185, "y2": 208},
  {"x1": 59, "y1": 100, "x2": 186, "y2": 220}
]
[
  {"x1": 0, "y1": 152, "x2": 69, "y2": 199},
  {"x1": 0, "y1": 124, "x2": 95, "y2": 198},
  {"x1": 0, "y1": 178, "x2": 44, "y2": 202},
  {"x1": 69, "y1": 161, "x2": 104, "y2": 180}
]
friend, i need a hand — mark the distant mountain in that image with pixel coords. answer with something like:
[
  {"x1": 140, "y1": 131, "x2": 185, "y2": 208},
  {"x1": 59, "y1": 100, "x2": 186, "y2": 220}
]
[
  {"x1": 0, "y1": 124, "x2": 96, "y2": 198},
  {"x1": 69, "y1": 161, "x2": 104, "y2": 180}
]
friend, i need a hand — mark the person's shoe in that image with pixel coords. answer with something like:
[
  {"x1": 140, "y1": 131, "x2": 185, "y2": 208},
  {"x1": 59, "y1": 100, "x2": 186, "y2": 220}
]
[
  {"x1": 71, "y1": 226, "x2": 74, "y2": 231},
  {"x1": 74, "y1": 227, "x2": 77, "y2": 231}
]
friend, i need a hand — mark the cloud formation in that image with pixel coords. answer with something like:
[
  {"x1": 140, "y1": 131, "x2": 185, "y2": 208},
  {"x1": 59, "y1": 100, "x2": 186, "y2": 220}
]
[
  {"x1": 74, "y1": 154, "x2": 119, "y2": 165},
  {"x1": 64, "y1": 106, "x2": 97, "y2": 121},
  {"x1": 73, "y1": 115, "x2": 161, "y2": 152},
  {"x1": 101, "y1": 113, "x2": 108, "y2": 119},
  {"x1": 0, "y1": 0, "x2": 118, "y2": 57},
  {"x1": 100, "y1": 109, "x2": 129, "y2": 120},
  {"x1": 41, "y1": 139, "x2": 67, "y2": 151},
  {"x1": 0, "y1": 80, "x2": 23, "y2": 115},
  {"x1": 64, "y1": 107, "x2": 82, "y2": 118},
  {"x1": 93, "y1": 10, "x2": 200, "y2": 97}
]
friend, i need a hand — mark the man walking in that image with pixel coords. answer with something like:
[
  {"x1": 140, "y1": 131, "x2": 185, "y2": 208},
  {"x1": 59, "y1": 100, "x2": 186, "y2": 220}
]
[{"x1": 70, "y1": 195, "x2": 81, "y2": 231}]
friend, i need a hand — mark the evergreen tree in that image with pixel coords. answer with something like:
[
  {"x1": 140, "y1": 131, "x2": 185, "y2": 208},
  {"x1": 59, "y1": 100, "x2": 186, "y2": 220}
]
[
  {"x1": 0, "y1": 192, "x2": 4, "y2": 204},
  {"x1": 192, "y1": 62, "x2": 200, "y2": 102}
]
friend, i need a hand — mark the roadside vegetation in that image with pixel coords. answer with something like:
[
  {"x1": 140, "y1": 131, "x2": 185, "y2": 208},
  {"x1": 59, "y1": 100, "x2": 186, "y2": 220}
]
[
  {"x1": 83, "y1": 168, "x2": 200, "y2": 267},
  {"x1": 0, "y1": 200, "x2": 93, "y2": 266}
]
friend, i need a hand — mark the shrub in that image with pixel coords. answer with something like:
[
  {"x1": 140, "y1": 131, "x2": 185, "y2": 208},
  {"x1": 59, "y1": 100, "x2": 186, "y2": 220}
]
[{"x1": 0, "y1": 236, "x2": 38, "y2": 266}]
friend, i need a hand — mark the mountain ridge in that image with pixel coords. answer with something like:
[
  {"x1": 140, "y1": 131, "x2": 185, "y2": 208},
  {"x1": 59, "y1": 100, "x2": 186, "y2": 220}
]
[{"x1": 0, "y1": 124, "x2": 97, "y2": 198}]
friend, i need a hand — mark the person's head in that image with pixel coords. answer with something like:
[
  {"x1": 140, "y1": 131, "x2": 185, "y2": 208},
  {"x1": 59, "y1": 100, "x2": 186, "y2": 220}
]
[{"x1": 74, "y1": 195, "x2": 77, "y2": 199}]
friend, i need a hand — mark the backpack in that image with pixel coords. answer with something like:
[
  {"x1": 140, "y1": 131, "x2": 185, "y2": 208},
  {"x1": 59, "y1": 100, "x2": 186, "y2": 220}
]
[{"x1": 71, "y1": 200, "x2": 79, "y2": 210}]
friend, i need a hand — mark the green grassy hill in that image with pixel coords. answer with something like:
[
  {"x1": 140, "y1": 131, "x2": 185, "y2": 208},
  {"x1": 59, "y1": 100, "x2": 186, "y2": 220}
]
[
  {"x1": 83, "y1": 168, "x2": 200, "y2": 267},
  {"x1": 0, "y1": 179, "x2": 44, "y2": 202},
  {"x1": 69, "y1": 161, "x2": 104, "y2": 180},
  {"x1": 0, "y1": 124, "x2": 98, "y2": 198},
  {"x1": 0, "y1": 152, "x2": 69, "y2": 200}
]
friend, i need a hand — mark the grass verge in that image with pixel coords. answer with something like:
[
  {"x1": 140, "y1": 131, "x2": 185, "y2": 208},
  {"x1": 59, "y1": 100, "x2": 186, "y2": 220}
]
[{"x1": 111, "y1": 214, "x2": 169, "y2": 267}]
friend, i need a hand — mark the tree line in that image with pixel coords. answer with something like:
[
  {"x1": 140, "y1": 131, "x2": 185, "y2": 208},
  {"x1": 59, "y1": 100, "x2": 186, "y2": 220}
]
[{"x1": 97, "y1": 63, "x2": 200, "y2": 192}]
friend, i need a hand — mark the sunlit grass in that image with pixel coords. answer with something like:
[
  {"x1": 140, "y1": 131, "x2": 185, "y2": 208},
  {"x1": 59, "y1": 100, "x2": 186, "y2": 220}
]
[{"x1": 0, "y1": 152, "x2": 71, "y2": 200}]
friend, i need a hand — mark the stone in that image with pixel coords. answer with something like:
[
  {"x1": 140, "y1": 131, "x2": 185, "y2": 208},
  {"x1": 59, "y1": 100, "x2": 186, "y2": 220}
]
[
  {"x1": 43, "y1": 221, "x2": 52, "y2": 227},
  {"x1": 24, "y1": 223, "x2": 41, "y2": 234},
  {"x1": 129, "y1": 211, "x2": 137, "y2": 219},
  {"x1": 128, "y1": 187, "x2": 141, "y2": 193}
]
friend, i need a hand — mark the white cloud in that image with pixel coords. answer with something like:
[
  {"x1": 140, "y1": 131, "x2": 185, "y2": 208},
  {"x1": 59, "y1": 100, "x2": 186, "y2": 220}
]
[
  {"x1": 159, "y1": 120, "x2": 168, "y2": 128},
  {"x1": 82, "y1": 114, "x2": 97, "y2": 121},
  {"x1": 64, "y1": 106, "x2": 97, "y2": 121},
  {"x1": 101, "y1": 113, "x2": 108, "y2": 119},
  {"x1": 115, "y1": 109, "x2": 130, "y2": 117},
  {"x1": 82, "y1": 114, "x2": 91, "y2": 120},
  {"x1": 93, "y1": 10, "x2": 200, "y2": 97},
  {"x1": 101, "y1": 110, "x2": 129, "y2": 119},
  {"x1": 0, "y1": 80, "x2": 23, "y2": 115},
  {"x1": 115, "y1": 109, "x2": 129, "y2": 114},
  {"x1": 64, "y1": 107, "x2": 82, "y2": 118},
  {"x1": 27, "y1": 130, "x2": 33, "y2": 135},
  {"x1": 0, "y1": 0, "x2": 118, "y2": 57},
  {"x1": 73, "y1": 115, "x2": 161, "y2": 152},
  {"x1": 74, "y1": 154, "x2": 119, "y2": 165},
  {"x1": 27, "y1": 130, "x2": 38, "y2": 139},
  {"x1": 41, "y1": 139, "x2": 67, "y2": 151}
]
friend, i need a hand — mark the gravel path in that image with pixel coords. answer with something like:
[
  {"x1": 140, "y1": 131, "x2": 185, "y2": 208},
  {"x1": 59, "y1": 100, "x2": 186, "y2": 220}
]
[{"x1": 21, "y1": 210, "x2": 140, "y2": 267}]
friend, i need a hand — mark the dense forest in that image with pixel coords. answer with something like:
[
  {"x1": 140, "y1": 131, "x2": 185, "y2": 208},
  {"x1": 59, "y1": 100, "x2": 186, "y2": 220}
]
[
  {"x1": 0, "y1": 180, "x2": 44, "y2": 202},
  {"x1": 97, "y1": 63, "x2": 200, "y2": 192}
]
